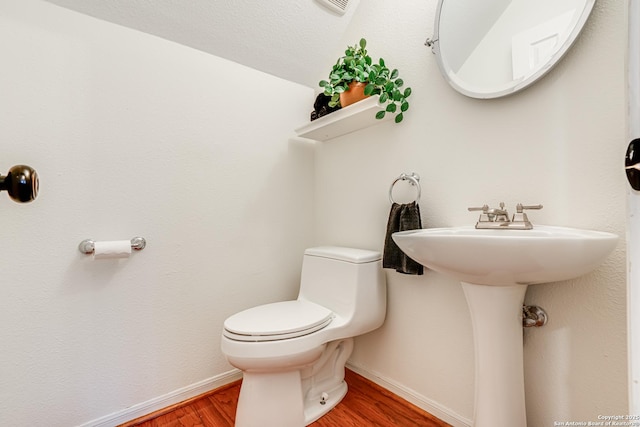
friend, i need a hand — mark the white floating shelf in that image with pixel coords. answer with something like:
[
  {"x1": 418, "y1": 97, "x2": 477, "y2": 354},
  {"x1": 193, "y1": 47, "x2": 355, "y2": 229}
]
[{"x1": 294, "y1": 97, "x2": 392, "y2": 142}]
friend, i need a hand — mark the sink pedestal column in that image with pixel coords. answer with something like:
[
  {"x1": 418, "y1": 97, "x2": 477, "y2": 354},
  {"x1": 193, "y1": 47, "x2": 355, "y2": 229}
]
[{"x1": 461, "y1": 282, "x2": 528, "y2": 427}]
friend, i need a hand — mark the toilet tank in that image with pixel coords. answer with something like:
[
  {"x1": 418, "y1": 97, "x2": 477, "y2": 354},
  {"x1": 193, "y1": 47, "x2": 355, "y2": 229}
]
[{"x1": 298, "y1": 246, "x2": 387, "y2": 335}]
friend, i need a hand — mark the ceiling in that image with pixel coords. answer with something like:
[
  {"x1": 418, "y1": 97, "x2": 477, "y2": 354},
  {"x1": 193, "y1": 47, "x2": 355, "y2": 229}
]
[{"x1": 44, "y1": 0, "x2": 360, "y2": 88}]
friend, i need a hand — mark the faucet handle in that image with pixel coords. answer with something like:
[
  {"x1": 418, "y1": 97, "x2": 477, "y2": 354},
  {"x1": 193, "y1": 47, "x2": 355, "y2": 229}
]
[
  {"x1": 515, "y1": 204, "x2": 543, "y2": 213},
  {"x1": 468, "y1": 204, "x2": 491, "y2": 223},
  {"x1": 512, "y1": 203, "x2": 543, "y2": 227},
  {"x1": 468, "y1": 204, "x2": 489, "y2": 212}
]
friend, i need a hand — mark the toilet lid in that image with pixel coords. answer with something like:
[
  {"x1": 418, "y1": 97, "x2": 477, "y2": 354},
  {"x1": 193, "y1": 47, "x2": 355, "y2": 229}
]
[{"x1": 223, "y1": 300, "x2": 334, "y2": 342}]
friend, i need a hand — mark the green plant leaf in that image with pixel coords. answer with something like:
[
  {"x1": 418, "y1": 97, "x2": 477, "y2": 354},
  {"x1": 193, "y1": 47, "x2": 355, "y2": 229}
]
[
  {"x1": 390, "y1": 69, "x2": 399, "y2": 79},
  {"x1": 335, "y1": 85, "x2": 346, "y2": 93},
  {"x1": 393, "y1": 91, "x2": 402, "y2": 101},
  {"x1": 360, "y1": 38, "x2": 367, "y2": 49},
  {"x1": 404, "y1": 87, "x2": 412, "y2": 97},
  {"x1": 379, "y1": 58, "x2": 386, "y2": 67},
  {"x1": 376, "y1": 77, "x2": 387, "y2": 86},
  {"x1": 379, "y1": 92, "x2": 389, "y2": 103},
  {"x1": 395, "y1": 79, "x2": 404, "y2": 87},
  {"x1": 329, "y1": 93, "x2": 340, "y2": 107},
  {"x1": 386, "y1": 103, "x2": 397, "y2": 113},
  {"x1": 319, "y1": 80, "x2": 328, "y2": 87},
  {"x1": 395, "y1": 113, "x2": 404, "y2": 123},
  {"x1": 401, "y1": 101, "x2": 409, "y2": 112},
  {"x1": 364, "y1": 83, "x2": 375, "y2": 96},
  {"x1": 375, "y1": 110, "x2": 386, "y2": 120},
  {"x1": 385, "y1": 82, "x2": 394, "y2": 92}
]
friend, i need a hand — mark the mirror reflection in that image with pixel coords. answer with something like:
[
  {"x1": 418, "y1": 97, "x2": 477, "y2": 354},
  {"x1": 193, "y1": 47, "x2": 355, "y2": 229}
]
[{"x1": 433, "y1": 0, "x2": 595, "y2": 98}]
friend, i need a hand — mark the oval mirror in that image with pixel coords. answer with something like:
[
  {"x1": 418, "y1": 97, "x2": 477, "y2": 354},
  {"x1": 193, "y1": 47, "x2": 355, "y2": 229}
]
[{"x1": 432, "y1": 0, "x2": 596, "y2": 99}]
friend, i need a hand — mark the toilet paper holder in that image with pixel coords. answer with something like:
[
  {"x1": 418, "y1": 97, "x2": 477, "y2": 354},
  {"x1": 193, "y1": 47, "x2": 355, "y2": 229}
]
[{"x1": 78, "y1": 237, "x2": 146, "y2": 254}]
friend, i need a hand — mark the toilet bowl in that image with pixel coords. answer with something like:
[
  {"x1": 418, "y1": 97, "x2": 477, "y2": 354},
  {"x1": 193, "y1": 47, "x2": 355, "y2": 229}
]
[{"x1": 221, "y1": 246, "x2": 387, "y2": 427}]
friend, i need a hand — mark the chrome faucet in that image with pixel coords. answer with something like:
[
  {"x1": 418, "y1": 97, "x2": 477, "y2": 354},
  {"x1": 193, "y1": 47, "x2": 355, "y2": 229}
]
[{"x1": 468, "y1": 202, "x2": 543, "y2": 230}]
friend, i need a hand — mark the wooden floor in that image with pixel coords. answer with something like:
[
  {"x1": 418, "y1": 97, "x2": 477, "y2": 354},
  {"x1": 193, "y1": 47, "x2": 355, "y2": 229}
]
[{"x1": 120, "y1": 369, "x2": 451, "y2": 427}]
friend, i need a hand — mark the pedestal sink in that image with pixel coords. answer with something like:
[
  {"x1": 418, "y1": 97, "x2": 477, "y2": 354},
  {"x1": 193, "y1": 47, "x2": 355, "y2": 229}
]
[{"x1": 392, "y1": 225, "x2": 618, "y2": 427}]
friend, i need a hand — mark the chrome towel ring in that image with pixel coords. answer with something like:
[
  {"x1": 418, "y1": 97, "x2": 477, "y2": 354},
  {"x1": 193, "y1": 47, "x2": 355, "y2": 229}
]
[{"x1": 388, "y1": 173, "x2": 421, "y2": 204}]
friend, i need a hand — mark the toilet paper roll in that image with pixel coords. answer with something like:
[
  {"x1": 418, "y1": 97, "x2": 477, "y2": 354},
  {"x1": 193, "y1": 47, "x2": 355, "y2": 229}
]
[{"x1": 93, "y1": 240, "x2": 131, "y2": 260}]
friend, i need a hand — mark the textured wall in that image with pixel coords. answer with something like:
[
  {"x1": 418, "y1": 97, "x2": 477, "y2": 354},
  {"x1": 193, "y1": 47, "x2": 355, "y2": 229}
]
[
  {"x1": 0, "y1": 0, "x2": 629, "y2": 426},
  {"x1": 0, "y1": 2, "x2": 314, "y2": 425},
  {"x1": 314, "y1": 0, "x2": 627, "y2": 425},
  {"x1": 44, "y1": 0, "x2": 362, "y2": 87}
]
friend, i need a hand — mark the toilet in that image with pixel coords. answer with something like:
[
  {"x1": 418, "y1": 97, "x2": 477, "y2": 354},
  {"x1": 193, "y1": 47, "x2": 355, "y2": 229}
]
[{"x1": 221, "y1": 246, "x2": 387, "y2": 427}]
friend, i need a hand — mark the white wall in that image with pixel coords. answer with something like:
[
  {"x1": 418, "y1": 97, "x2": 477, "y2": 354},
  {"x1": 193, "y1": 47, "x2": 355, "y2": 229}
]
[
  {"x1": 44, "y1": 0, "x2": 362, "y2": 88},
  {"x1": 315, "y1": 0, "x2": 627, "y2": 425},
  {"x1": 0, "y1": 0, "x2": 629, "y2": 426},
  {"x1": 0, "y1": 1, "x2": 314, "y2": 426}
]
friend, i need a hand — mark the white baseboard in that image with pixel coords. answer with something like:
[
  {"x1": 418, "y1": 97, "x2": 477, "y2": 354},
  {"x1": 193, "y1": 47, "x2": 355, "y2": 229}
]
[
  {"x1": 346, "y1": 362, "x2": 472, "y2": 427},
  {"x1": 78, "y1": 364, "x2": 469, "y2": 427},
  {"x1": 77, "y1": 369, "x2": 243, "y2": 427}
]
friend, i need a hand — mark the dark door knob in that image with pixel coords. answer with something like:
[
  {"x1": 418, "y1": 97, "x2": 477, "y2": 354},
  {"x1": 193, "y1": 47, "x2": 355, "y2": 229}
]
[
  {"x1": 627, "y1": 138, "x2": 640, "y2": 191},
  {"x1": 0, "y1": 165, "x2": 39, "y2": 203}
]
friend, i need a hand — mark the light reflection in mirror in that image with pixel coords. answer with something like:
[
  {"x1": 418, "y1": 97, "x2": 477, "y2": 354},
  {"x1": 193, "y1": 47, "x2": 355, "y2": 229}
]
[{"x1": 433, "y1": 0, "x2": 595, "y2": 99}]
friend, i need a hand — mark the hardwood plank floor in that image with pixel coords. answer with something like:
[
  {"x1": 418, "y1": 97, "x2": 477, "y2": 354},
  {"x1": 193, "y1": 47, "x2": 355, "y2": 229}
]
[{"x1": 120, "y1": 369, "x2": 451, "y2": 427}]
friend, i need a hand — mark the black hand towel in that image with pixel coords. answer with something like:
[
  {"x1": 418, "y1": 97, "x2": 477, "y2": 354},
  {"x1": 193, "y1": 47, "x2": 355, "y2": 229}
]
[{"x1": 383, "y1": 201, "x2": 424, "y2": 275}]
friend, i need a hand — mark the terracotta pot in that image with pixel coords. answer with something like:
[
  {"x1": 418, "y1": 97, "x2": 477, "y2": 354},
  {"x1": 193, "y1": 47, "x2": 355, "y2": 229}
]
[{"x1": 339, "y1": 82, "x2": 369, "y2": 107}]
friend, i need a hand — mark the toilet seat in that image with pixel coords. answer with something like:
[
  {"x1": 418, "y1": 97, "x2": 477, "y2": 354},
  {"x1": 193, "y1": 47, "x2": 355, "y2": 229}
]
[{"x1": 223, "y1": 300, "x2": 334, "y2": 342}]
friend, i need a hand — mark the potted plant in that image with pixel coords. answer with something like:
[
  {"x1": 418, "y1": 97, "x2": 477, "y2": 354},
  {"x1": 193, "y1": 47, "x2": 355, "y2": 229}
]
[{"x1": 318, "y1": 38, "x2": 411, "y2": 123}]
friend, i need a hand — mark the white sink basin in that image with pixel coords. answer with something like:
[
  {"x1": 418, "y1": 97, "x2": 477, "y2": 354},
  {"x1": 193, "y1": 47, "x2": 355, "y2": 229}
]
[{"x1": 392, "y1": 225, "x2": 618, "y2": 286}]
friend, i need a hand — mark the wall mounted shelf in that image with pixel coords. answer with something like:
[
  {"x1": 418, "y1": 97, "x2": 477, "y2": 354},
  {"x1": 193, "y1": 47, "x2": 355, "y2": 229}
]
[{"x1": 294, "y1": 97, "x2": 392, "y2": 142}]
